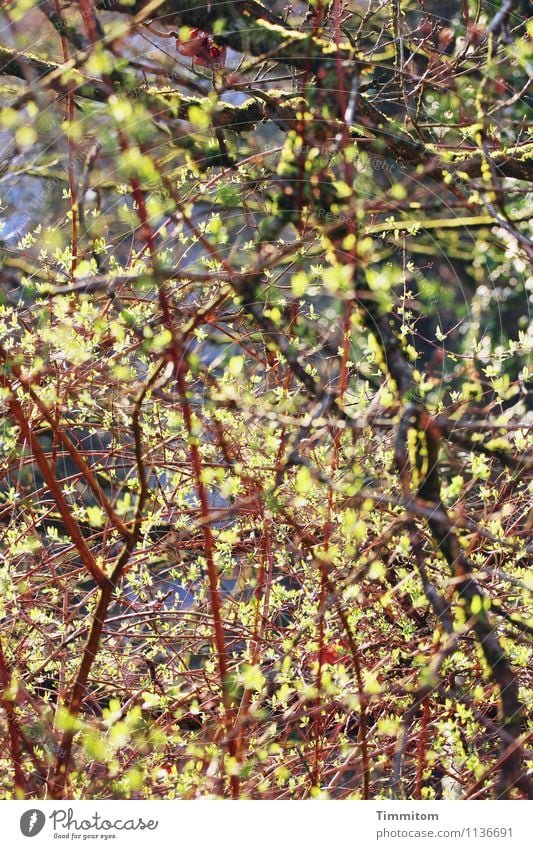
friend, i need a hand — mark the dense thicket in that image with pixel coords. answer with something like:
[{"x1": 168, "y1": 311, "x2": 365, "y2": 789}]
[{"x1": 0, "y1": 0, "x2": 531, "y2": 800}]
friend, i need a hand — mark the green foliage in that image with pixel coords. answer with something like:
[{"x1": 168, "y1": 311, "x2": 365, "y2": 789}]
[{"x1": 0, "y1": 0, "x2": 531, "y2": 802}]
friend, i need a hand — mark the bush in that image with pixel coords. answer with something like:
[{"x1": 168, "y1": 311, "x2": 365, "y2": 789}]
[{"x1": 0, "y1": 0, "x2": 531, "y2": 800}]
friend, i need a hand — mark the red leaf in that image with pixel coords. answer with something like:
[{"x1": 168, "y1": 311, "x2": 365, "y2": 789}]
[
  {"x1": 309, "y1": 644, "x2": 350, "y2": 666},
  {"x1": 176, "y1": 29, "x2": 227, "y2": 69}
]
